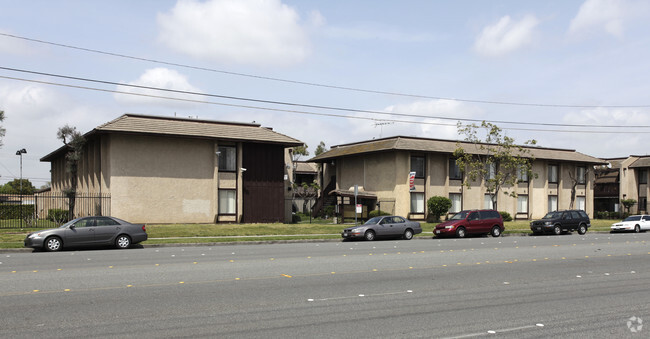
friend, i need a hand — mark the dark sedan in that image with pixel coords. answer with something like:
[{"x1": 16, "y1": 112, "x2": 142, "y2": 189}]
[
  {"x1": 342, "y1": 215, "x2": 422, "y2": 241},
  {"x1": 24, "y1": 216, "x2": 148, "y2": 251}
]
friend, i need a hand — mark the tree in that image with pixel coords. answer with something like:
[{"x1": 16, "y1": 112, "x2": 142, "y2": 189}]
[
  {"x1": 427, "y1": 196, "x2": 452, "y2": 222},
  {"x1": 621, "y1": 199, "x2": 637, "y2": 215},
  {"x1": 293, "y1": 180, "x2": 320, "y2": 223},
  {"x1": 568, "y1": 165, "x2": 590, "y2": 209},
  {"x1": 292, "y1": 144, "x2": 309, "y2": 162},
  {"x1": 454, "y1": 121, "x2": 537, "y2": 211},
  {"x1": 314, "y1": 141, "x2": 327, "y2": 156},
  {"x1": 57, "y1": 124, "x2": 86, "y2": 220},
  {"x1": 0, "y1": 179, "x2": 35, "y2": 194}
]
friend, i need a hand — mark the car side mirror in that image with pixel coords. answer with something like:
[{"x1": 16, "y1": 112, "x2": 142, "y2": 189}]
[{"x1": 69, "y1": 225, "x2": 75, "y2": 230}]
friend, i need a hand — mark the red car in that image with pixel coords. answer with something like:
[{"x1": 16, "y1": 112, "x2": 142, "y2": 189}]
[{"x1": 434, "y1": 210, "x2": 504, "y2": 238}]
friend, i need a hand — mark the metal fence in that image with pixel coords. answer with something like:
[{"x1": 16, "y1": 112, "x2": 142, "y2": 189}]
[{"x1": 0, "y1": 193, "x2": 111, "y2": 229}]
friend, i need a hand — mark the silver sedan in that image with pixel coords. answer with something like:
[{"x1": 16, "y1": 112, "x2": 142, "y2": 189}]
[
  {"x1": 24, "y1": 216, "x2": 148, "y2": 251},
  {"x1": 342, "y1": 215, "x2": 422, "y2": 241}
]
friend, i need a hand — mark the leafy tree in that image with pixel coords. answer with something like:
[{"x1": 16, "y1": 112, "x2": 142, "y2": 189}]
[
  {"x1": 315, "y1": 141, "x2": 327, "y2": 156},
  {"x1": 454, "y1": 121, "x2": 537, "y2": 211},
  {"x1": 427, "y1": 196, "x2": 452, "y2": 222},
  {"x1": 293, "y1": 180, "x2": 320, "y2": 223},
  {"x1": 292, "y1": 144, "x2": 309, "y2": 162},
  {"x1": 57, "y1": 124, "x2": 86, "y2": 220},
  {"x1": 0, "y1": 179, "x2": 35, "y2": 194},
  {"x1": 621, "y1": 199, "x2": 637, "y2": 215}
]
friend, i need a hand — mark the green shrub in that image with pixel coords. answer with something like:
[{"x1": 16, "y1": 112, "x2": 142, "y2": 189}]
[
  {"x1": 427, "y1": 196, "x2": 452, "y2": 222},
  {"x1": 0, "y1": 204, "x2": 35, "y2": 220},
  {"x1": 499, "y1": 211, "x2": 513, "y2": 222},
  {"x1": 291, "y1": 213, "x2": 301, "y2": 223},
  {"x1": 48, "y1": 209, "x2": 69, "y2": 223},
  {"x1": 368, "y1": 209, "x2": 391, "y2": 218}
]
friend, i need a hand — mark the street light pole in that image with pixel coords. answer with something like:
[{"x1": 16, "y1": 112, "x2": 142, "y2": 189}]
[{"x1": 16, "y1": 148, "x2": 26, "y2": 228}]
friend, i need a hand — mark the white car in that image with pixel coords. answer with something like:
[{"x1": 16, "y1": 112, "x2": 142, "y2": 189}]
[{"x1": 610, "y1": 215, "x2": 650, "y2": 233}]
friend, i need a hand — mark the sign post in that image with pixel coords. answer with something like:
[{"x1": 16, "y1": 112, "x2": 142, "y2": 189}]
[{"x1": 354, "y1": 184, "x2": 358, "y2": 225}]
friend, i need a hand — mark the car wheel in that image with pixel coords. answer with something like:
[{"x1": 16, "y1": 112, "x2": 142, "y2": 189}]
[
  {"x1": 491, "y1": 226, "x2": 502, "y2": 237},
  {"x1": 577, "y1": 224, "x2": 587, "y2": 235},
  {"x1": 44, "y1": 236, "x2": 62, "y2": 252},
  {"x1": 634, "y1": 225, "x2": 641, "y2": 233},
  {"x1": 116, "y1": 235, "x2": 131, "y2": 249},
  {"x1": 364, "y1": 230, "x2": 376, "y2": 241},
  {"x1": 553, "y1": 225, "x2": 562, "y2": 235},
  {"x1": 403, "y1": 229, "x2": 414, "y2": 240},
  {"x1": 456, "y1": 227, "x2": 466, "y2": 238}
]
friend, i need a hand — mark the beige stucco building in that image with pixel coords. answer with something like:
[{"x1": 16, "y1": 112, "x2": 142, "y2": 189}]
[
  {"x1": 41, "y1": 114, "x2": 303, "y2": 224},
  {"x1": 595, "y1": 156, "x2": 650, "y2": 214},
  {"x1": 310, "y1": 136, "x2": 605, "y2": 221}
]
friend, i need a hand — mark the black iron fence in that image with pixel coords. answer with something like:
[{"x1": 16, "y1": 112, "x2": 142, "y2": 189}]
[{"x1": 0, "y1": 193, "x2": 111, "y2": 229}]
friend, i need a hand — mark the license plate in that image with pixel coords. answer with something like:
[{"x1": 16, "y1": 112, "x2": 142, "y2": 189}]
[
  {"x1": 435, "y1": 230, "x2": 440, "y2": 234},
  {"x1": 536, "y1": 227, "x2": 541, "y2": 231},
  {"x1": 343, "y1": 233, "x2": 348, "y2": 236}
]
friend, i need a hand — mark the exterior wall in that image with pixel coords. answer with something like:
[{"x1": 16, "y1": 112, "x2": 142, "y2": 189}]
[
  {"x1": 47, "y1": 133, "x2": 295, "y2": 224},
  {"x1": 617, "y1": 157, "x2": 649, "y2": 214},
  {"x1": 331, "y1": 151, "x2": 597, "y2": 220},
  {"x1": 108, "y1": 134, "x2": 217, "y2": 223}
]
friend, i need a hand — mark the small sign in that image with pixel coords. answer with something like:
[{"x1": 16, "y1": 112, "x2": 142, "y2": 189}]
[
  {"x1": 356, "y1": 204, "x2": 362, "y2": 214},
  {"x1": 409, "y1": 171, "x2": 416, "y2": 191}
]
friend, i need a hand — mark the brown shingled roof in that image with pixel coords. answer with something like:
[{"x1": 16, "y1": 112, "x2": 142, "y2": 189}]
[
  {"x1": 629, "y1": 157, "x2": 650, "y2": 168},
  {"x1": 41, "y1": 114, "x2": 303, "y2": 162},
  {"x1": 309, "y1": 136, "x2": 605, "y2": 164}
]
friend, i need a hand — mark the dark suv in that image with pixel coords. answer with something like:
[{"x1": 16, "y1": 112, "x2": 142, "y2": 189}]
[
  {"x1": 530, "y1": 210, "x2": 590, "y2": 235},
  {"x1": 434, "y1": 210, "x2": 504, "y2": 238}
]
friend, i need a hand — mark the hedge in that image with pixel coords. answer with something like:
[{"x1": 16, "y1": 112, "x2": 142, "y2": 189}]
[{"x1": 0, "y1": 204, "x2": 35, "y2": 220}]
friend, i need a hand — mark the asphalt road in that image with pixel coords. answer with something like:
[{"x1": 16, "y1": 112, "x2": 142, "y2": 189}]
[{"x1": 1, "y1": 232, "x2": 649, "y2": 338}]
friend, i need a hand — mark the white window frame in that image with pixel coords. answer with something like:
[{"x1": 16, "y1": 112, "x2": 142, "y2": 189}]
[
  {"x1": 576, "y1": 196, "x2": 586, "y2": 211},
  {"x1": 484, "y1": 194, "x2": 495, "y2": 210},
  {"x1": 517, "y1": 195, "x2": 528, "y2": 214},
  {"x1": 218, "y1": 189, "x2": 236, "y2": 214},
  {"x1": 410, "y1": 192, "x2": 425, "y2": 213},
  {"x1": 548, "y1": 195, "x2": 558, "y2": 212},
  {"x1": 449, "y1": 193, "x2": 462, "y2": 213}
]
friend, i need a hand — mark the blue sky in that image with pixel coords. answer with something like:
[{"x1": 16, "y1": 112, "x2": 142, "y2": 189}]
[{"x1": 1, "y1": 0, "x2": 650, "y2": 187}]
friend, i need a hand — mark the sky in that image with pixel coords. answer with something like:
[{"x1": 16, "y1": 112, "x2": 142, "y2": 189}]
[{"x1": 1, "y1": 0, "x2": 650, "y2": 188}]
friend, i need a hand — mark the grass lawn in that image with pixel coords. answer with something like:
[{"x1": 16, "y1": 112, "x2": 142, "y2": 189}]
[{"x1": 0, "y1": 218, "x2": 623, "y2": 249}]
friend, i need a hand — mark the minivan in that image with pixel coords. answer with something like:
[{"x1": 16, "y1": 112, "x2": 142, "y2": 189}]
[{"x1": 434, "y1": 210, "x2": 504, "y2": 238}]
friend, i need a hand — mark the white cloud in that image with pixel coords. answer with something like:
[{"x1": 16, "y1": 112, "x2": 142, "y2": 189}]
[
  {"x1": 474, "y1": 15, "x2": 540, "y2": 57},
  {"x1": 157, "y1": 0, "x2": 310, "y2": 66},
  {"x1": 0, "y1": 29, "x2": 34, "y2": 55},
  {"x1": 558, "y1": 107, "x2": 650, "y2": 157},
  {"x1": 569, "y1": 0, "x2": 628, "y2": 38},
  {"x1": 114, "y1": 68, "x2": 201, "y2": 106}
]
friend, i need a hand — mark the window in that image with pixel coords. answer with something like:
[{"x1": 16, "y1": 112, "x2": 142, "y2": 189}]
[
  {"x1": 576, "y1": 196, "x2": 586, "y2": 210},
  {"x1": 548, "y1": 165, "x2": 558, "y2": 183},
  {"x1": 484, "y1": 194, "x2": 495, "y2": 209},
  {"x1": 410, "y1": 192, "x2": 425, "y2": 213},
  {"x1": 517, "y1": 195, "x2": 528, "y2": 213},
  {"x1": 485, "y1": 162, "x2": 496, "y2": 180},
  {"x1": 96, "y1": 217, "x2": 119, "y2": 226},
  {"x1": 577, "y1": 166, "x2": 586, "y2": 184},
  {"x1": 548, "y1": 195, "x2": 558, "y2": 212},
  {"x1": 449, "y1": 158, "x2": 462, "y2": 180},
  {"x1": 639, "y1": 169, "x2": 648, "y2": 184},
  {"x1": 218, "y1": 146, "x2": 236, "y2": 171},
  {"x1": 449, "y1": 193, "x2": 462, "y2": 213},
  {"x1": 411, "y1": 156, "x2": 425, "y2": 178},
  {"x1": 517, "y1": 167, "x2": 528, "y2": 182},
  {"x1": 218, "y1": 190, "x2": 236, "y2": 214}
]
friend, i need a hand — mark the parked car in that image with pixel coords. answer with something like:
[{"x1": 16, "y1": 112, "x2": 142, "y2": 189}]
[
  {"x1": 530, "y1": 210, "x2": 590, "y2": 235},
  {"x1": 434, "y1": 210, "x2": 504, "y2": 238},
  {"x1": 342, "y1": 215, "x2": 422, "y2": 241},
  {"x1": 24, "y1": 216, "x2": 148, "y2": 251},
  {"x1": 610, "y1": 215, "x2": 650, "y2": 233}
]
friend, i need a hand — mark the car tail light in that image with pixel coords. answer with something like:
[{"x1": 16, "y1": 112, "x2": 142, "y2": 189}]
[{"x1": 142, "y1": 225, "x2": 147, "y2": 232}]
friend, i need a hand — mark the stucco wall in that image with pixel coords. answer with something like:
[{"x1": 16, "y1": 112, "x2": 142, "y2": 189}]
[{"x1": 107, "y1": 134, "x2": 217, "y2": 223}]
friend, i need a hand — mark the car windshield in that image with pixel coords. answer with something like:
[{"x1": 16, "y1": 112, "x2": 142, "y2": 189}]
[
  {"x1": 623, "y1": 216, "x2": 642, "y2": 222},
  {"x1": 542, "y1": 211, "x2": 562, "y2": 219},
  {"x1": 450, "y1": 211, "x2": 469, "y2": 220},
  {"x1": 364, "y1": 217, "x2": 383, "y2": 225}
]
